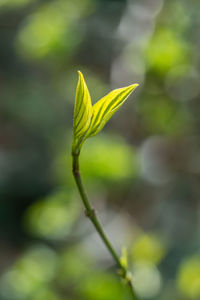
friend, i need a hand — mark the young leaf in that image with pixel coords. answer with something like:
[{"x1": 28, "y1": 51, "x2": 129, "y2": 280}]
[
  {"x1": 120, "y1": 247, "x2": 128, "y2": 269},
  {"x1": 73, "y1": 71, "x2": 92, "y2": 138},
  {"x1": 73, "y1": 71, "x2": 93, "y2": 140},
  {"x1": 85, "y1": 83, "x2": 139, "y2": 138}
]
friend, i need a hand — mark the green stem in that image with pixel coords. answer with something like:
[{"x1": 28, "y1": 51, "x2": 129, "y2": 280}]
[{"x1": 72, "y1": 154, "x2": 138, "y2": 300}]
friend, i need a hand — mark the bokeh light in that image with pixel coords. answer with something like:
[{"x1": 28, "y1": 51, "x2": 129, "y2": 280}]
[
  {"x1": 16, "y1": 0, "x2": 95, "y2": 60},
  {"x1": 132, "y1": 233, "x2": 166, "y2": 265},
  {"x1": 0, "y1": 246, "x2": 57, "y2": 299},
  {"x1": 177, "y1": 254, "x2": 200, "y2": 299},
  {"x1": 132, "y1": 263, "x2": 162, "y2": 298},
  {"x1": 24, "y1": 189, "x2": 80, "y2": 239}
]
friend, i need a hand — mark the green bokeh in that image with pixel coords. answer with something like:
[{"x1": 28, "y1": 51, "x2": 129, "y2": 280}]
[
  {"x1": 0, "y1": 0, "x2": 199, "y2": 299},
  {"x1": 177, "y1": 254, "x2": 200, "y2": 299},
  {"x1": 24, "y1": 189, "x2": 80, "y2": 239}
]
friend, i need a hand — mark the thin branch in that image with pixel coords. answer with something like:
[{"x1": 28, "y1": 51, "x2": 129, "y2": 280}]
[{"x1": 72, "y1": 153, "x2": 138, "y2": 300}]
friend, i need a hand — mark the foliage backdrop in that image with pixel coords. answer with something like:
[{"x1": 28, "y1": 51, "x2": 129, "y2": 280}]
[{"x1": 0, "y1": 0, "x2": 199, "y2": 299}]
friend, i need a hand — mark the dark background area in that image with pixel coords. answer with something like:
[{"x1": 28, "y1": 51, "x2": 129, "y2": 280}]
[{"x1": 0, "y1": 0, "x2": 199, "y2": 299}]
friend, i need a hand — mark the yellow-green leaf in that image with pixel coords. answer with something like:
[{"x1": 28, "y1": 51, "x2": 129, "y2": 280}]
[
  {"x1": 73, "y1": 71, "x2": 93, "y2": 140},
  {"x1": 120, "y1": 247, "x2": 128, "y2": 269},
  {"x1": 85, "y1": 83, "x2": 139, "y2": 138}
]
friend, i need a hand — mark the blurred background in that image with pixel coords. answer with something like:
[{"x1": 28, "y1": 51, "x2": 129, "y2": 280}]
[{"x1": 0, "y1": 0, "x2": 200, "y2": 299}]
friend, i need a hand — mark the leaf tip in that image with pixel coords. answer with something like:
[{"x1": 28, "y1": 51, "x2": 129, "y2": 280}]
[
  {"x1": 125, "y1": 83, "x2": 139, "y2": 96},
  {"x1": 130, "y1": 83, "x2": 139, "y2": 90},
  {"x1": 77, "y1": 70, "x2": 83, "y2": 77}
]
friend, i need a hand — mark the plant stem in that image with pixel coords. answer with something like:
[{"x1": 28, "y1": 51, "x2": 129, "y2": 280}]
[{"x1": 72, "y1": 153, "x2": 138, "y2": 300}]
